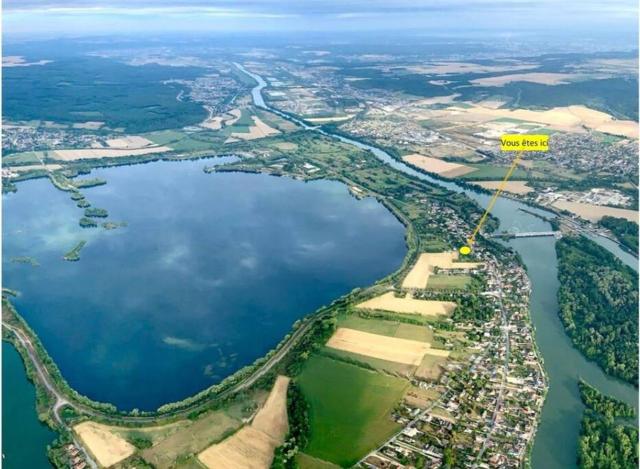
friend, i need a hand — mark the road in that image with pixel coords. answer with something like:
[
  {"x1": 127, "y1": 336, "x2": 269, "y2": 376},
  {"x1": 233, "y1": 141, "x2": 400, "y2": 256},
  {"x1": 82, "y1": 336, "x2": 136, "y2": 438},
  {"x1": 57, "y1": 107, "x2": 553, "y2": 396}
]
[
  {"x1": 473, "y1": 268, "x2": 510, "y2": 466},
  {"x1": 2, "y1": 303, "x2": 322, "y2": 423},
  {"x1": 4, "y1": 322, "x2": 98, "y2": 469}
]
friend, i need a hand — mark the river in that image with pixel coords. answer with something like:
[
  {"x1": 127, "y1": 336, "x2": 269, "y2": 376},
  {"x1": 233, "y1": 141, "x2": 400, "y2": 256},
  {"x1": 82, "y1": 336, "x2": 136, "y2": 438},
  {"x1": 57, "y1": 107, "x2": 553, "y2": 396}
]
[{"x1": 236, "y1": 62, "x2": 639, "y2": 469}]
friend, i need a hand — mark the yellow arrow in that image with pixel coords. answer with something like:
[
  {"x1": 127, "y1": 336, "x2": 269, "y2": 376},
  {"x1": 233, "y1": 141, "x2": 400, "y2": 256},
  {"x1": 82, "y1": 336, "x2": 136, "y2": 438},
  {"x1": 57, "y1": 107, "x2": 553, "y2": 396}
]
[{"x1": 460, "y1": 150, "x2": 524, "y2": 255}]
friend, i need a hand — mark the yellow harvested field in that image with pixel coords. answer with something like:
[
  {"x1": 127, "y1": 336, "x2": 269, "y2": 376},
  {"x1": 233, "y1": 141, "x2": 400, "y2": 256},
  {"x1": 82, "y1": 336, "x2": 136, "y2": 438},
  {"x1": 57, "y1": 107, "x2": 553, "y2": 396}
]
[
  {"x1": 327, "y1": 328, "x2": 448, "y2": 366},
  {"x1": 356, "y1": 292, "x2": 456, "y2": 317},
  {"x1": 470, "y1": 72, "x2": 575, "y2": 86},
  {"x1": 224, "y1": 109, "x2": 242, "y2": 126},
  {"x1": 402, "y1": 251, "x2": 482, "y2": 289},
  {"x1": 251, "y1": 375, "x2": 290, "y2": 442},
  {"x1": 403, "y1": 154, "x2": 476, "y2": 178},
  {"x1": 105, "y1": 136, "x2": 155, "y2": 149},
  {"x1": 435, "y1": 104, "x2": 638, "y2": 139},
  {"x1": 52, "y1": 146, "x2": 171, "y2": 161},
  {"x1": 198, "y1": 426, "x2": 278, "y2": 469},
  {"x1": 551, "y1": 201, "x2": 638, "y2": 222},
  {"x1": 198, "y1": 376, "x2": 290, "y2": 469},
  {"x1": 72, "y1": 121, "x2": 105, "y2": 130},
  {"x1": 200, "y1": 116, "x2": 224, "y2": 130},
  {"x1": 74, "y1": 421, "x2": 135, "y2": 468},
  {"x1": 231, "y1": 116, "x2": 281, "y2": 140},
  {"x1": 475, "y1": 180, "x2": 533, "y2": 194}
]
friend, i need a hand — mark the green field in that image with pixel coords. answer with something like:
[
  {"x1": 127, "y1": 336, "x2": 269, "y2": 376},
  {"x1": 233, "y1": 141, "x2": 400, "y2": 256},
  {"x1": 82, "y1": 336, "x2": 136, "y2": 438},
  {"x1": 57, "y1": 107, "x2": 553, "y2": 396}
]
[
  {"x1": 320, "y1": 347, "x2": 415, "y2": 376},
  {"x1": 338, "y1": 314, "x2": 433, "y2": 342},
  {"x1": 460, "y1": 164, "x2": 528, "y2": 180},
  {"x1": 426, "y1": 274, "x2": 471, "y2": 290},
  {"x1": 298, "y1": 355, "x2": 408, "y2": 466}
]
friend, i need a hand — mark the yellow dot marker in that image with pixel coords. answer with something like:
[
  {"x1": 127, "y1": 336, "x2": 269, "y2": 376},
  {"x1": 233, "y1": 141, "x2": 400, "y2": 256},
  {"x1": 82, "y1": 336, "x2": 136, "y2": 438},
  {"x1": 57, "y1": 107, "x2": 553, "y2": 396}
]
[
  {"x1": 459, "y1": 246, "x2": 472, "y2": 256},
  {"x1": 462, "y1": 134, "x2": 549, "y2": 252}
]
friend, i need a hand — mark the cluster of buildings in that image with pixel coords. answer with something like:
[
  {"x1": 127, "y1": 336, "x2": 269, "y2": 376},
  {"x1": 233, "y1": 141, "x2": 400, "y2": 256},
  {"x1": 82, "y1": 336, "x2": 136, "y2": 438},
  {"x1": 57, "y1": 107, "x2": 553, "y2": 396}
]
[
  {"x1": 2, "y1": 123, "x2": 105, "y2": 154},
  {"x1": 341, "y1": 114, "x2": 441, "y2": 148},
  {"x1": 166, "y1": 69, "x2": 245, "y2": 117},
  {"x1": 359, "y1": 201, "x2": 546, "y2": 469},
  {"x1": 490, "y1": 132, "x2": 638, "y2": 180},
  {"x1": 63, "y1": 443, "x2": 87, "y2": 469},
  {"x1": 536, "y1": 187, "x2": 632, "y2": 208}
]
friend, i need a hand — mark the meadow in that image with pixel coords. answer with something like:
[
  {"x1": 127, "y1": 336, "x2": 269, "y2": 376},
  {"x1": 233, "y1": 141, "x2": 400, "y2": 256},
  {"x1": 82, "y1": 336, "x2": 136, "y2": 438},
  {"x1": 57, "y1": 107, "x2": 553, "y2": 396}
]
[{"x1": 297, "y1": 355, "x2": 408, "y2": 466}]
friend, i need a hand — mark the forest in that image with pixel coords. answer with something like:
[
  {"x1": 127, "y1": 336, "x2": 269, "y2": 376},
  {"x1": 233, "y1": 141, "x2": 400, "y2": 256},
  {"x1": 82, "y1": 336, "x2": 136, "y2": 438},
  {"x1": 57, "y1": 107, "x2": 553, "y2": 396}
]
[
  {"x1": 578, "y1": 382, "x2": 637, "y2": 469},
  {"x1": 556, "y1": 236, "x2": 638, "y2": 384},
  {"x1": 599, "y1": 216, "x2": 639, "y2": 255}
]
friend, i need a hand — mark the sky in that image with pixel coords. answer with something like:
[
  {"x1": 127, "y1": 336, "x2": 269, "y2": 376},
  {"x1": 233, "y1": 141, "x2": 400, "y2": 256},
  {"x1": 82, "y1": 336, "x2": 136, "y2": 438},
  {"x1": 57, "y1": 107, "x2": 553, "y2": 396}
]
[{"x1": 3, "y1": 0, "x2": 638, "y2": 42}]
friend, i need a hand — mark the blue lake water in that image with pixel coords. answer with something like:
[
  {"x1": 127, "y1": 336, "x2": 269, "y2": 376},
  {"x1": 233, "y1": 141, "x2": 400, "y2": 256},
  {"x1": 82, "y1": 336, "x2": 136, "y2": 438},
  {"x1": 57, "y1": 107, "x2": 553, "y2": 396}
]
[
  {"x1": 2, "y1": 342, "x2": 56, "y2": 468},
  {"x1": 3, "y1": 159, "x2": 407, "y2": 410}
]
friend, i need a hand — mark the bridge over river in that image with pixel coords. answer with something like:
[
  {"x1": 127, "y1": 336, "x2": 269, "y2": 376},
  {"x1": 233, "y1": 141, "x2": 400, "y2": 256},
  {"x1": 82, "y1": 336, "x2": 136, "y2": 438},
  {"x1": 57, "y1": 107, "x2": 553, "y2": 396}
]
[{"x1": 490, "y1": 231, "x2": 562, "y2": 239}]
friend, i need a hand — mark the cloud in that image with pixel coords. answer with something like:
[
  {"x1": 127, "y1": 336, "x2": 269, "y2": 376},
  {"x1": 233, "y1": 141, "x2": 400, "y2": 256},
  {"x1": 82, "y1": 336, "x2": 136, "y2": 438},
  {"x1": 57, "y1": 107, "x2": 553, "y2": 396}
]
[
  {"x1": 3, "y1": 0, "x2": 636, "y2": 40},
  {"x1": 162, "y1": 335, "x2": 207, "y2": 351}
]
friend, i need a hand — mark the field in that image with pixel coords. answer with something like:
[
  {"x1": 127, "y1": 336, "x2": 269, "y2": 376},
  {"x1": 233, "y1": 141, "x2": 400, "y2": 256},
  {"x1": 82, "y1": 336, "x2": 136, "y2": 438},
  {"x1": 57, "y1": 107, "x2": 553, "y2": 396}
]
[
  {"x1": 197, "y1": 376, "x2": 290, "y2": 469},
  {"x1": 326, "y1": 327, "x2": 432, "y2": 366},
  {"x1": 51, "y1": 146, "x2": 172, "y2": 161},
  {"x1": 438, "y1": 103, "x2": 638, "y2": 138},
  {"x1": 140, "y1": 411, "x2": 241, "y2": 468},
  {"x1": 73, "y1": 421, "x2": 135, "y2": 468},
  {"x1": 402, "y1": 153, "x2": 475, "y2": 177},
  {"x1": 415, "y1": 354, "x2": 449, "y2": 380},
  {"x1": 298, "y1": 355, "x2": 408, "y2": 466},
  {"x1": 474, "y1": 180, "x2": 533, "y2": 194},
  {"x1": 198, "y1": 426, "x2": 277, "y2": 469},
  {"x1": 338, "y1": 315, "x2": 433, "y2": 342},
  {"x1": 459, "y1": 164, "x2": 528, "y2": 180},
  {"x1": 426, "y1": 274, "x2": 472, "y2": 290},
  {"x1": 470, "y1": 72, "x2": 575, "y2": 86},
  {"x1": 251, "y1": 376, "x2": 290, "y2": 439},
  {"x1": 297, "y1": 452, "x2": 341, "y2": 468},
  {"x1": 356, "y1": 292, "x2": 456, "y2": 317},
  {"x1": 402, "y1": 251, "x2": 481, "y2": 289},
  {"x1": 552, "y1": 201, "x2": 638, "y2": 222},
  {"x1": 230, "y1": 116, "x2": 281, "y2": 140}
]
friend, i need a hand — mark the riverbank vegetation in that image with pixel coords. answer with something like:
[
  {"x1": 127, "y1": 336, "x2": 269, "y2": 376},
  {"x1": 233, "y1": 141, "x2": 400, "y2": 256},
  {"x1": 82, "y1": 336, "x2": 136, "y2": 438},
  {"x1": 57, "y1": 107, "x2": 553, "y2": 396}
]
[
  {"x1": 578, "y1": 381, "x2": 637, "y2": 469},
  {"x1": 556, "y1": 236, "x2": 638, "y2": 384},
  {"x1": 598, "y1": 216, "x2": 639, "y2": 255}
]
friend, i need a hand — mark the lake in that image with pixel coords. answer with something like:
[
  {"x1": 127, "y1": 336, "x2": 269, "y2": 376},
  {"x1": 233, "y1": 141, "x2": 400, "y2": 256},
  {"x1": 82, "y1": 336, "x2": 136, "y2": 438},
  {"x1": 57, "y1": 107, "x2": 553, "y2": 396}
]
[
  {"x1": 2, "y1": 342, "x2": 56, "y2": 468},
  {"x1": 2, "y1": 158, "x2": 407, "y2": 411}
]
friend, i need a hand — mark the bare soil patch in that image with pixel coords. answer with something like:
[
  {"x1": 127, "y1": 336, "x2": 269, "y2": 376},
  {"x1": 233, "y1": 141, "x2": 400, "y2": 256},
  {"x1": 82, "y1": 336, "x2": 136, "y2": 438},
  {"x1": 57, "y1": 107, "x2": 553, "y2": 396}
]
[
  {"x1": 402, "y1": 251, "x2": 482, "y2": 289},
  {"x1": 52, "y1": 146, "x2": 171, "y2": 161},
  {"x1": 551, "y1": 201, "x2": 638, "y2": 222},
  {"x1": 474, "y1": 180, "x2": 533, "y2": 194},
  {"x1": 74, "y1": 421, "x2": 135, "y2": 468},
  {"x1": 231, "y1": 116, "x2": 281, "y2": 140},
  {"x1": 470, "y1": 72, "x2": 575, "y2": 86},
  {"x1": 326, "y1": 328, "x2": 433, "y2": 366},
  {"x1": 356, "y1": 292, "x2": 456, "y2": 317},
  {"x1": 251, "y1": 375, "x2": 290, "y2": 443},
  {"x1": 197, "y1": 376, "x2": 290, "y2": 469},
  {"x1": 403, "y1": 154, "x2": 476, "y2": 178}
]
